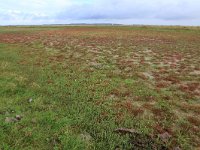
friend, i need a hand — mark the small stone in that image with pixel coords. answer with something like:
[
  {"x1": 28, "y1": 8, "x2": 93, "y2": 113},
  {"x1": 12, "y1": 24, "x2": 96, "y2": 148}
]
[
  {"x1": 31, "y1": 118, "x2": 37, "y2": 123},
  {"x1": 173, "y1": 146, "x2": 182, "y2": 150},
  {"x1": 29, "y1": 98, "x2": 33, "y2": 103},
  {"x1": 15, "y1": 115, "x2": 22, "y2": 121},
  {"x1": 80, "y1": 133, "x2": 93, "y2": 142},
  {"x1": 114, "y1": 128, "x2": 139, "y2": 135},
  {"x1": 158, "y1": 132, "x2": 172, "y2": 143},
  {"x1": 5, "y1": 117, "x2": 18, "y2": 123},
  {"x1": 90, "y1": 62, "x2": 103, "y2": 69},
  {"x1": 142, "y1": 72, "x2": 154, "y2": 80},
  {"x1": 5, "y1": 115, "x2": 22, "y2": 123}
]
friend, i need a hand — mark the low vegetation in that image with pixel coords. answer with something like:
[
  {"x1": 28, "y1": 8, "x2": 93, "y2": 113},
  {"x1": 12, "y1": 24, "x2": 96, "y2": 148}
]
[{"x1": 0, "y1": 26, "x2": 200, "y2": 149}]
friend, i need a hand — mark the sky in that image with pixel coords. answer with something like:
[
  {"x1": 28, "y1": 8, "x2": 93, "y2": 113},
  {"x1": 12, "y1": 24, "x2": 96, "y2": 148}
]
[{"x1": 0, "y1": 0, "x2": 200, "y2": 26}]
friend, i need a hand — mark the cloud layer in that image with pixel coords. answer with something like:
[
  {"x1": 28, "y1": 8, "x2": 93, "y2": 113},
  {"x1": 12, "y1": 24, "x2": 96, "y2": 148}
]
[{"x1": 0, "y1": 0, "x2": 200, "y2": 25}]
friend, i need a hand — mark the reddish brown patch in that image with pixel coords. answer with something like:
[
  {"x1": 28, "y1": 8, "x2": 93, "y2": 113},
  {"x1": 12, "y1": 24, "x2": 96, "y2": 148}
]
[
  {"x1": 110, "y1": 87, "x2": 132, "y2": 97},
  {"x1": 18, "y1": 60, "x2": 28, "y2": 65},
  {"x1": 55, "y1": 55, "x2": 66, "y2": 62},
  {"x1": 0, "y1": 33, "x2": 40, "y2": 44},
  {"x1": 179, "y1": 84, "x2": 189, "y2": 92},
  {"x1": 95, "y1": 100, "x2": 104, "y2": 106},
  {"x1": 82, "y1": 68, "x2": 94, "y2": 73},
  {"x1": 100, "y1": 111, "x2": 109, "y2": 118},
  {"x1": 142, "y1": 103, "x2": 154, "y2": 110},
  {"x1": 114, "y1": 101, "x2": 144, "y2": 116},
  {"x1": 164, "y1": 75, "x2": 180, "y2": 84},
  {"x1": 154, "y1": 124, "x2": 164, "y2": 134},
  {"x1": 187, "y1": 116, "x2": 200, "y2": 127},
  {"x1": 162, "y1": 95, "x2": 171, "y2": 100},
  {"x1": 115, "y1": 112, "x2": 125, "y2": 123},
  {"x1": 123, "y1": 101, "x2": 133, "y2": 111},
  {"x1": 179, "y1": 103, "x2": 200, "y2": 114},
  {"x1": 47, "y1": 79, "x2": 54, "y2": 84},
  {"x1": 151, "y1": 107, "x2": 176, "y2": 121},
  {"x1": 187, "y1": 82, "x2": 200, "y2": 91},
  {"x1": 34, "y1": 62, "x2": 43, "y2": 67},
  {"x1": 123, "y1": 101, "x2": 144, "y2": 116},
  {"x1": 189, "y1": 126, "x2": 200, "y2": 133},
  {"x1": 131, "y1": 107, "x2": 144, "y2": 116},
  {"x1": 96, "y1": 111, "x2": 109, "y2": 123},
  {"x1": 158, "y1": 68, "x2": 169, "y2": 74},
  {"x1": 148, "y1": 96, "x2": 155, "y2": 101},
  {"x1": 151, "y1": 108, "x2": 164, "y2": 117},
  {"x1": 156, "y1": 81, "x2": 171, "y2": 88},
  {"x1": 153, "y1": 124, "x2": 174, "y2": 136},
  {"x1": 179, "y1": 83, "x2": 200, "y2": 97},
  {"x1": 48, "y1": 54, "x2": 66, "y2": 62},
  {"x1": 137, "y1": 73, "x2": 148, "y2": 80}
]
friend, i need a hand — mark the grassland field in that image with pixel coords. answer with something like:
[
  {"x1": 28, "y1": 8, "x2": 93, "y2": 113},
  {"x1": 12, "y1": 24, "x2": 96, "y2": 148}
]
[{"x1": 0, "y1": 25, "x2": 200, "y2": 150}]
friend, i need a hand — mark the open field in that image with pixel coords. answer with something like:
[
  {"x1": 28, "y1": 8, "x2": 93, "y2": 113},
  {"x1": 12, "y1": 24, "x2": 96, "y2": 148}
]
[{"x1": 0, "y1": 26, "x2": 200, "y2": 150}]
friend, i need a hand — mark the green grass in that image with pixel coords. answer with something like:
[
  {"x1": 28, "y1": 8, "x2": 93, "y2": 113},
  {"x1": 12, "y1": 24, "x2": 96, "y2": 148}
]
[
  {"x1": 0, "y1": 26, "x2": 200, "y2": 149},
  {"x1": 0, "y1": 43, "x2": 135, "y2": 149}
]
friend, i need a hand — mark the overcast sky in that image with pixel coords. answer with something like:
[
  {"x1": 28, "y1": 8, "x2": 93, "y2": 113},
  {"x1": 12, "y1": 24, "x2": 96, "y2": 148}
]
[{"x1": 0, "y1": 0, "x2": 200, "y2": 25}]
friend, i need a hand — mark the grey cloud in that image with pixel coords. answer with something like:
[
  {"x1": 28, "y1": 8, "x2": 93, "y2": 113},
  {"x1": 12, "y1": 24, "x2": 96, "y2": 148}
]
[
  {"x1": 57, "y1": 0, "x2": 200, "y2": 21},
  {"x1": 58, "y1": 1, "x2": 153, "y2": 20},
  {"x1": 1, "y1": 0, "x2": 200, "y2": 25},
  {"x1": 0, "y1": 9, "x2": 50, "y2": 21}
]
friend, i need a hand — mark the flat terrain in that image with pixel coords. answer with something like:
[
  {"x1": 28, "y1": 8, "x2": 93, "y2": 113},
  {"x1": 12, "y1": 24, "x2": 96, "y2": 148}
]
[{"x1": 0, "y1": 26, "x2": 200, "y2": 150}]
